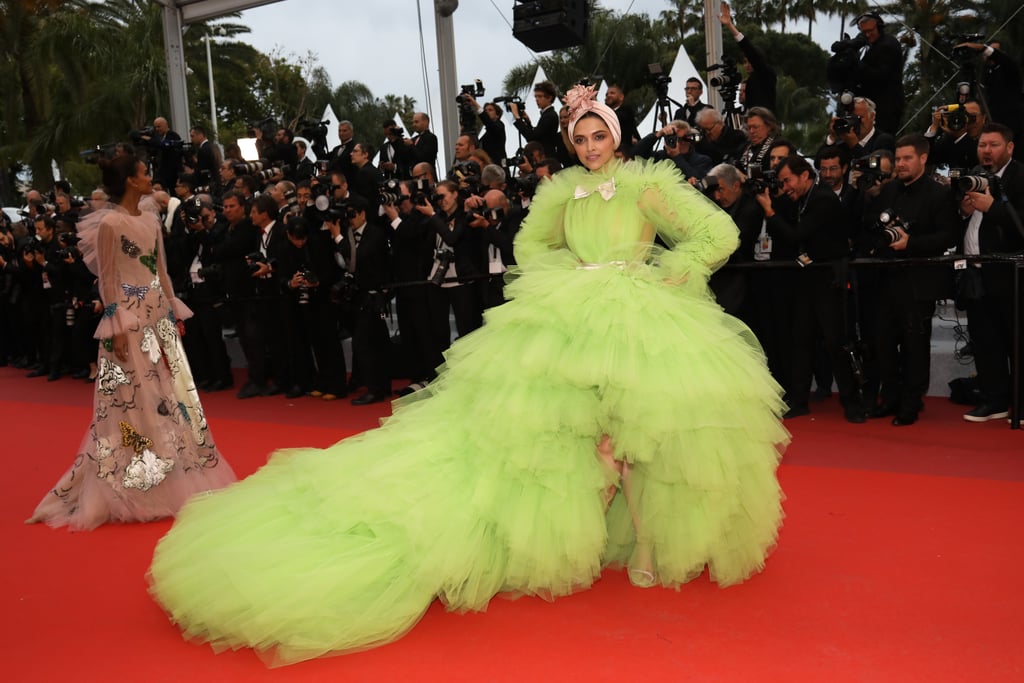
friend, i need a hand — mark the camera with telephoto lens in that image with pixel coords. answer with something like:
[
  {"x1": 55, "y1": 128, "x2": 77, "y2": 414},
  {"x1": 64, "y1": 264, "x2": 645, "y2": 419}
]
[
  {"x1": 430, "y1": 248, "x2": 456, "y2": 286},
  {"x1": 833, "y1": 90, "x2": 862, "y2": 136},
  {"x1": 956, "y1": 174, "x2": 991, "y2": 197},
  {"x1": 378, "y1": 179, "x2": 409, "y2": 206},
  {"x1": 876, "y1": 209, "x2": 909, "y2": 246},
  {"x1": 664, "y1": 133, "x2": 679, "y2": 148},
  {"x1": 707, "y1": 57, "x2": 741, "y2": 107},
  {"x1": 745, "y1": 164, "x2": 781, "y2": 194},
  {"x1": 492, "y1": 94, "x2": 522, "y2": 107}
]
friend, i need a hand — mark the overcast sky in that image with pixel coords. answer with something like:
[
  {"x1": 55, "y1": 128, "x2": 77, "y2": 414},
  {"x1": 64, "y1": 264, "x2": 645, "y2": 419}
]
[{"x1": 232, "y1": 1, "x2": 839, "y2": 117}]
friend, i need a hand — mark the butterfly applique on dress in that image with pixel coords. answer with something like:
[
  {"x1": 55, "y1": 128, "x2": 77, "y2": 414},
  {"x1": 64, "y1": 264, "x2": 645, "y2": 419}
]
[{"x1": 121, "y1": 235, "x2": 142, "y2": 257}]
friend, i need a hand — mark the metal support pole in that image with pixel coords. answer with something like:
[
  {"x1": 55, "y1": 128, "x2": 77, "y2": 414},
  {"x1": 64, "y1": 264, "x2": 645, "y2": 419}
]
[
  {"x1": 434, "y1": 1, "x2": 459, "y2": 173},
  {"x1": 704, "y1": 0, "x2": 724, "y2": 112},
  {"x1": 205, "y1": 34, "x2": 218, "y2": 141},
  {"x1": 161, "y1": 4, "x2": 191, "y2": 135}
]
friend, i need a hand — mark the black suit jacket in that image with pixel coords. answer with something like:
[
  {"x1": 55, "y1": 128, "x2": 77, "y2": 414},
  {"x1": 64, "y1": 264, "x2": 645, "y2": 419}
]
[
  {"x1": 327, "y1": 140, "x2": 357, "y2": 181},
  {"x1": 477, "y1": 112, "x2": 507, "y2": 165},
  {"x1": 210, "y1": 218, "x2": 259, "y2": 301},
  {"x1": 873, "y1": 174, "x2": 960, "y2": 300},
  {"x1": 974, "y1": 160, "x2": 1024, "y2": 294},
  {"x1": 341, "y1": 220, "x2": 392, "y2": 293},
  {"x1": 403, "y1": 131, "x2": 439, "y2": 177},
  {"x1": 673, "y1": 101, "x2": 710, "y2": 128},
  {"x1": 513, "y1": 107, "x2": 559, "y2": 157},
  {"x1": 856, "y1": 33, "x2": 904, "y2": 133},
  {"x1": 767, "y1": 184, "x2": 850, "y2": 264}
]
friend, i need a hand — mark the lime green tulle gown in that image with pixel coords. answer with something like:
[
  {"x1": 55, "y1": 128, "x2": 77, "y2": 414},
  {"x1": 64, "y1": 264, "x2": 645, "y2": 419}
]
[{"x1": 149, "y1": 159, "x2": 789, "y2": 665}]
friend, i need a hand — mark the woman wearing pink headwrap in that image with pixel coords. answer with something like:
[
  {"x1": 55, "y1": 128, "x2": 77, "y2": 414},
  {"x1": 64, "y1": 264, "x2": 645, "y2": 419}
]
[{"x1": 149, "y1": 84, "x2": 787, "y2": 665}]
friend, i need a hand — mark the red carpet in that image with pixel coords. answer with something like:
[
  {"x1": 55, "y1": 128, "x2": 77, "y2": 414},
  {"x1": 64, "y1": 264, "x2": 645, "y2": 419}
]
[{"x1": 2, "y1": 367, "x2": 1022, "y2": 682}]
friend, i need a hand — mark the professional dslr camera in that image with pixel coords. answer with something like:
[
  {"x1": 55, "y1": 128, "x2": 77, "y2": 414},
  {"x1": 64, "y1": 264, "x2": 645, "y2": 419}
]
[
  {"x1": 852, "y1": 154, "x2": 889, "y2": 190},
  {"x1": 55, "y1": 232, "x2": 81, "y2": 260},
  {"x1": 408, "y1": 178, "x2": 434, "y2": 207},
  {"x1": 935, "y1": 101, "x2": 976, "y2": 131},
  {"x1": 833, "y1": 90, "x2": 862, "y2": 136},
  {"x1": 875, "y1": 209, "x2": 910, "y2": 246},
  {"x1": 694, "y1": 175, "x2": 719, "y2": 198},
  {"x1": 234, "y1": 161, "x2": 290, "y2": 183},
  {"x1": 245, "y1": 251, "x2": 275, "y2": 274},
  {"x1": 456, "y1": 79, "x2": 485, "y2": 131},
  {"x1": 455, "y1": 79, "x2": 485, "y2": 107},
  {"x1": 181, "y1": 196, "x2": 206, "y2": 226},
  {"x1": 707, "y1": 57, "x2": 741, "y2": 109},
  {"x1": 378, "y1": 179, "x2": 408, "y2": 206},
  {"x1": 430, "y1": 247, "x2": 456, "y2": 286},
  {"x1": 954, "y1": 173, "x2": 993, "y2": 198},
  {"x1": 745, "y1": 164, "x2": 781, "y2": 194}
]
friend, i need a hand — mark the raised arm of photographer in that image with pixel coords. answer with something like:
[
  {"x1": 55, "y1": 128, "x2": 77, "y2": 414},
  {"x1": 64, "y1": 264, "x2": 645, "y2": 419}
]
[{"x1": 720, "y1": 2, "x2": 742, "y2": 40}]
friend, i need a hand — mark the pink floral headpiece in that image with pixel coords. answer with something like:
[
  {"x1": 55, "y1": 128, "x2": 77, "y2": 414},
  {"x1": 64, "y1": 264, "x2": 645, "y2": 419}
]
[{"x1": 566, "y1": 84, "x2": 622, "y2": 148}]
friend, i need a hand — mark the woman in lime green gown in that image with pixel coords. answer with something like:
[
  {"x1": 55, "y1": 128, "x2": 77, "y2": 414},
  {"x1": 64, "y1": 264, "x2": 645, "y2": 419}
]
[{"x1": 149, "y1": 85, "x2": 788, "y2": 666}]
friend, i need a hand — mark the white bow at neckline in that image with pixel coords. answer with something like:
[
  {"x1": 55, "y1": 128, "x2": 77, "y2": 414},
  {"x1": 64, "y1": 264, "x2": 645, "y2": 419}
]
[{"x1": 573, "y1": 177, "x2": 616, "y2": 201}]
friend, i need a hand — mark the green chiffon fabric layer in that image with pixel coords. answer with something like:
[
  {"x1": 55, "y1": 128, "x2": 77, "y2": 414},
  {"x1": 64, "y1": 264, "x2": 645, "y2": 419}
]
[{"x1": 149, "y1": 159, "x2": 789, "y2": 666}]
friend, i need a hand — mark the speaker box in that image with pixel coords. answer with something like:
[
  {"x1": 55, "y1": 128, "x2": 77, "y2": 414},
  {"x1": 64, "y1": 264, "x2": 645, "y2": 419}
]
[{"x1": 513, "y1": 0, "x2": 589, "y2": 52}]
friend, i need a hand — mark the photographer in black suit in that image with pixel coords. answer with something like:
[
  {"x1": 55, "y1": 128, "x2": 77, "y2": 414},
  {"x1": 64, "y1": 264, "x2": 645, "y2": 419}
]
[
  {"x1": 959, "y1": 123, "x2": 1024, "y2": 422},
  {"x1": 416, "y1": 180, "x2": 484, "y2": 362},
  {"x1": 460, "y1": 95, "x2": 507, "y2": 167},
  {"x1": 383, "y1": 181, "x2": 437, "y2": 392},
  {"x1": 340, "y1": 196, "x2": 393, "y2": 406},
  {"x1": 180, "y1": 197, "x2": 233, "y2": 392},
  {"x1": 852, "y1": 13, "x2": 905, "y2": 135},
  {"x1": 511, "y1": 81, "x2": 560, "y2": 157},
  {"x1": 327, "y1": 120, "x2": 358, "y2": 180},
  {"x1": 403, "y1": 113, "x2": 439, "y2": 180},
  {"x1": 188, "y1": 125, "x2": 221, "y2": 190},
  {"x1": 756, "y1": 155, "x2": 864, "y2": 423},
  {"x1": 706, "y1": 163, "x2": 762, "y2": 320},
  {"x1": 865, "y1": 134, "x2": 959, "y2": 426}
]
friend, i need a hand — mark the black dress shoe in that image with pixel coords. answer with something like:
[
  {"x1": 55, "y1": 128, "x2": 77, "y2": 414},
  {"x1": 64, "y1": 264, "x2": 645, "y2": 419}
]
[
  {"x1": 260, "y1": 382, "x2": 281, "y2": 397},
  {"x1": 892, "y1": 413, "x2": 918, "y2": 426},
  {"x1": 351, "y1": 392, "x2": 387, "y2": 406},
  {"x1": 70, "y1": 369, "x2": 90, "y2": 380},
  {"x1": 195, "y1": 379, "x2": 213, "y2": 391},
  {"x1": 46, "y1": 373, "x2": 61, "y2": 382},
  {"x1": 205, "y1": 379, "x2": 232, "y2": 392},
  {"x1": 26, "y1": 368, "x2": 47, "y2": 378},
  {"x1": 284, "y1": 385, "x2": 305, "y2": 399},
  {"x1": 868, "y1": 403, "x2": 898, "y2": 419},
  {"x1": 844, "y1": 406, "x2": 867, "y2": 424},
  {"x1": 236, "y1": 383, "x2": 263, "y2": 399}
]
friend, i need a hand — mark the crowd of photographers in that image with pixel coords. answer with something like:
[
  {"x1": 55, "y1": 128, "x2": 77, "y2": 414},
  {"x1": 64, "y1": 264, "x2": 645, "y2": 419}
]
[{"x1": 2, "y1": 8, "x2": 1022, "y2": 423}]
